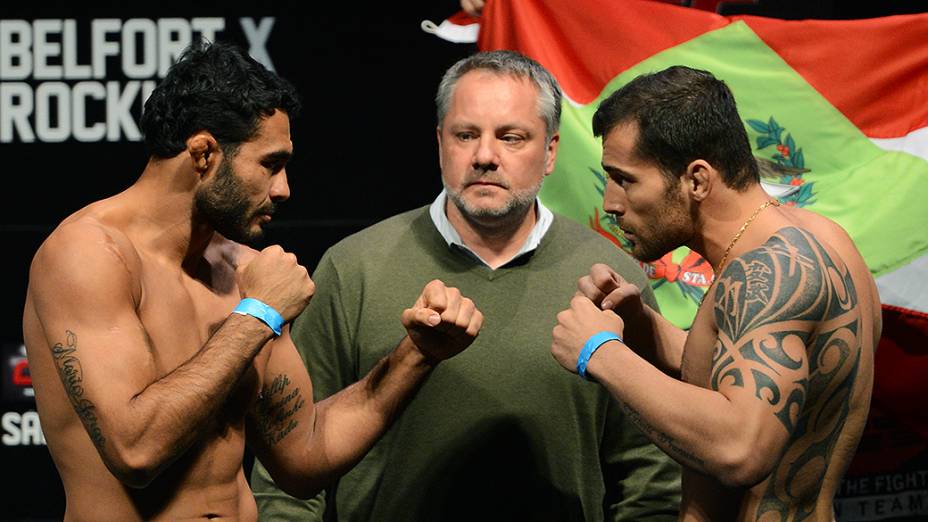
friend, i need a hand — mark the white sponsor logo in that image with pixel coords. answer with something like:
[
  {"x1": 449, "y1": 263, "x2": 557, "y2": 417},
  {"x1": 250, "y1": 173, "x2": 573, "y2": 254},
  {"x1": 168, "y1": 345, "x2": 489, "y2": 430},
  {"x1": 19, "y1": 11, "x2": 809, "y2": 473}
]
[{"x1": 1, "y1": 410, "x2": 46, "y2": 446}]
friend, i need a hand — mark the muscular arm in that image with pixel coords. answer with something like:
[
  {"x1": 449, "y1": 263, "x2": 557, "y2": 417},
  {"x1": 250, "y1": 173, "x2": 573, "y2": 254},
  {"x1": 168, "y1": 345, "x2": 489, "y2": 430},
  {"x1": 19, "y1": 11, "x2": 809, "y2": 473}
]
[
  {"x1": 248, "y1": 280, "x2": 482, "y2": 499},
  {"x1": 247, "y1": 333, "x2": 432, "y2": 498},
  {"x1": 558, "y1": 230, "x2": 850, "y2": 487},
  {"x1": 27, "y1": 224, "x2": 291, "y2": 488}
]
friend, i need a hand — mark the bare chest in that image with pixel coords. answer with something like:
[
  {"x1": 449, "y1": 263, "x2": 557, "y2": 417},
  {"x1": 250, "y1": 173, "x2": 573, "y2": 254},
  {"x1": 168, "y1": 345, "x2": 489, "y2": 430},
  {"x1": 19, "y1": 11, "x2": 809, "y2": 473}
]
[{"x1": 136, "y1": 255, "x2": 241, "y2": 373}]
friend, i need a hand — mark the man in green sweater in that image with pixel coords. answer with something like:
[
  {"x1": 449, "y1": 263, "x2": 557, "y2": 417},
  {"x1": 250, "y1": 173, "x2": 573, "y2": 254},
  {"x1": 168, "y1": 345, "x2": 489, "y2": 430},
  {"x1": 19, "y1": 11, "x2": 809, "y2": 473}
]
[{"x1": 252, "y1": 50, "x2": 680, "y2": 521}]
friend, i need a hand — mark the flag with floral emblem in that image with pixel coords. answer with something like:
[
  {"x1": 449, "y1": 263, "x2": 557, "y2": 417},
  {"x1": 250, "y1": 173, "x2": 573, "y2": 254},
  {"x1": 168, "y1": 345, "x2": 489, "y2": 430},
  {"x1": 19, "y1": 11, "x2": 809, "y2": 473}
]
[
  {"x1": 427, "y1": 1, "x2": 928, "y2": 519},
  {"x1": 471, "y1": 0, "x2": 928, "y2": 330}
]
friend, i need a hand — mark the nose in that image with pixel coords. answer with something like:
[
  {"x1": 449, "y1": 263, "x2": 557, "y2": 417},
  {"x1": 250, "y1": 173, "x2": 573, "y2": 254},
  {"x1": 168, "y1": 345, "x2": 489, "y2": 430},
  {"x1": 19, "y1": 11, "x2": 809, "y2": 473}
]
[
  {"x1": 472, "y1": 135, "x2": 500, "y2": 171},
  {"x1": 270, "y1": 169, "x2": 291, "y2": 202},
  {"x1": 603, "y1": 177, "x2": 625, "y2": 216}
]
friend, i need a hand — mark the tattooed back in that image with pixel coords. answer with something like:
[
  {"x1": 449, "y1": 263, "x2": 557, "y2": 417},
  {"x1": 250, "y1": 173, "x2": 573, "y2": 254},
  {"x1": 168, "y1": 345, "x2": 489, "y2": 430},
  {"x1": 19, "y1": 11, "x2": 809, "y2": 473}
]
[{"x1": 681, "y1": 207, "x2": 879, "y2": 521}]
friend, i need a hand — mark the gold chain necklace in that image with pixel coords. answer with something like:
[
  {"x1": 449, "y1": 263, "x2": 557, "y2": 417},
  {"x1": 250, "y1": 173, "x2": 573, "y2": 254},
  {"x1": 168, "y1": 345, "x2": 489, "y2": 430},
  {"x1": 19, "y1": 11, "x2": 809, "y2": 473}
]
[
  {"x1": 701, "y1": 198, "x2": 780, "y2": 306},
  {"x1": 715, "y1": 199, "x2": 780, "y2": 274}
]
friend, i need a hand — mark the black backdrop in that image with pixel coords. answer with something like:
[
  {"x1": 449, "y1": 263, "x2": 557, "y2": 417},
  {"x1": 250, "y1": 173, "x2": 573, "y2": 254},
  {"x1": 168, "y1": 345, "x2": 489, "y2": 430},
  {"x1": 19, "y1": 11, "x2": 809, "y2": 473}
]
[
  {"x1": 1, "y1": 2, "x2": 471, "y2": 517},
  {"x1": 1, "y1": 1, "x2": 923, "y2": 518}
]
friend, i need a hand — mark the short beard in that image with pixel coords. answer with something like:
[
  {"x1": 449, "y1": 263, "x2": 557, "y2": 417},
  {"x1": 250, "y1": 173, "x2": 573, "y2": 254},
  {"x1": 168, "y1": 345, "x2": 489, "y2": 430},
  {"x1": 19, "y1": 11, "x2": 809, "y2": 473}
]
[
  {"x1": 445, "y1": 176, "x2": 542, "y2": 230},
  {"x1": 193, "y1": 159, "x2": 272, "y2": 246},
  {"x1": 628, "y1": 181, "x2": 693, "y2": 263}
]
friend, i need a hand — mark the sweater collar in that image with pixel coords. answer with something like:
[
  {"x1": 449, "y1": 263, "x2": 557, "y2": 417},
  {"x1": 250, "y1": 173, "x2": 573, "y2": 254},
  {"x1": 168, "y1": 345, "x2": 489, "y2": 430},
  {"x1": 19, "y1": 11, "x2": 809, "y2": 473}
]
[{"x1": 428, "y1": 190, "x2": 554, "y2": 269}]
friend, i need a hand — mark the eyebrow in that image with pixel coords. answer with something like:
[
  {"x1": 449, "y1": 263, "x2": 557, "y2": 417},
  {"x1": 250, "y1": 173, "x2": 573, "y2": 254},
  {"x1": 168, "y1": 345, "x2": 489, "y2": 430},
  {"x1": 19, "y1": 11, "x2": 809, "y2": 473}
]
[
  {"x1": 601, "y1": 164, "x2": 633, "y2": 179},
  {"x1": 263, "y1": 150, "x2": 293, "y2": 163}
]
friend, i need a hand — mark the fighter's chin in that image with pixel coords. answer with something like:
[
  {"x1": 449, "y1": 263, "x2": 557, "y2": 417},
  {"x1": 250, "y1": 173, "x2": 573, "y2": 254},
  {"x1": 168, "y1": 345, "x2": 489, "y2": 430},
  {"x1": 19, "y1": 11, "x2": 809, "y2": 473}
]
[
  {"x1": 628, "y1": 241, "x2": 670, "y2": 263},
  {"x1": 223, "y1": 224, "x2": 266, "y2": 247}
]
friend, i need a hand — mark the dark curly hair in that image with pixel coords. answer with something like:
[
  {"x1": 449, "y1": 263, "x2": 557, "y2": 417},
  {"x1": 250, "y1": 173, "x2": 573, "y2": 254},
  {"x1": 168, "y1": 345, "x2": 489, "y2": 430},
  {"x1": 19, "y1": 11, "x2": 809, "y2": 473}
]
[
  {"x1": 592, "y1": 65, "x2": 758, "y2": 191},
  {"x1": 140, "y1": 39, "x2": 301, "y2": 158}
]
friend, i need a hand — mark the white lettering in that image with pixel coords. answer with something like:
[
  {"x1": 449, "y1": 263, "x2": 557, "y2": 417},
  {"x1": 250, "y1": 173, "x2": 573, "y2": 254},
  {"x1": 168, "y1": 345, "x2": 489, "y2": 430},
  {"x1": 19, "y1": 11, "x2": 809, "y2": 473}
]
[
  {"x1": 106, "y1": 79, "x2": 141, "y2": 141},
  {"x1": 0, "y1": 82, "x2": 35, "y2": 142},
  {"x1": 191, "y1": 17, "x2": 225, "y2": 44},
  {"x1": 1, "y1": 412, "x2": 19, "y2": 445},
  {"x1": 33, "y1": 19, "x2": 62, "y2": 80},
  {"x1": 0, "y1": 16, "x2": 280, "y2": 143},
  {"x1": 72, "y1": 81, "x2": 105, "y2": 141},
  {"x1": 20, "y1": 411, "x2": 45, "y2": 445},
  {"x1": 35, "y1": 81, "x2": 70, "y2": 142},
  {"x1": 240, "y1": 17, "x2": 275, "y2": 71},
  {"x1": 157, "y1": 18, "x2": 191, "y2": 78},
  {"x1": 121, "y1": 18, "x2": 157, "y2": 79},
  {"x1": 62, "y1": 20, "x2": 91, "y2": 79},
  {"x1": 0, "y1": 20, "x2": 32, "y2": 80},
  {"x1": 2, "y1": 411, "x2": 47, "y2": 446},
  {"x1": 91, "y1": 18, "x2": 121, "y2": 79}
]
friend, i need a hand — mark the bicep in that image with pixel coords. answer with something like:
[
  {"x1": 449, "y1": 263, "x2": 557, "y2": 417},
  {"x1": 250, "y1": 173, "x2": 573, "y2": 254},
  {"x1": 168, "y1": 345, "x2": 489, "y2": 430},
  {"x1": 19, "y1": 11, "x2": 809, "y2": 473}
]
[
  {"x1": 710, "y1": 241, "x2": 821, "y2": 448},
  {"x1": 30, "y1": 231, "x2": 157, "y2": 443},
  {"x1": 247, "y1": 328, "x2": 316, "y2": 466}
]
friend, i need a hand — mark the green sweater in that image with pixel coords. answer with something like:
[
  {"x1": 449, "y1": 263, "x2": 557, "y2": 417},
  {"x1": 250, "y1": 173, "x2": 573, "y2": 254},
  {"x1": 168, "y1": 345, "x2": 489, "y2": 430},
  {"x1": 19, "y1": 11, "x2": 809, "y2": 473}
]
[{"x1": 252, "y1": 206, "x2": 680, "y2": 521}]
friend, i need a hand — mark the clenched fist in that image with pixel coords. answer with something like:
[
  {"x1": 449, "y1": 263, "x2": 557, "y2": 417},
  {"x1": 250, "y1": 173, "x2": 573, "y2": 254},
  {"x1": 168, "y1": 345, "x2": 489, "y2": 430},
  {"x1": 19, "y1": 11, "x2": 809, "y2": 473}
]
[
  {"x1": 577, "y1": 263, "x2": 644, "y2": 317},
  {"x1": 401, "y1": 279, "x2": 483, "y2": 364},
  {"x1": 551, "y1": 295, "x2": 625, "y2": 375},
  {"x1": 236, "y1": 245, "x2": 314, "y2": 322}
]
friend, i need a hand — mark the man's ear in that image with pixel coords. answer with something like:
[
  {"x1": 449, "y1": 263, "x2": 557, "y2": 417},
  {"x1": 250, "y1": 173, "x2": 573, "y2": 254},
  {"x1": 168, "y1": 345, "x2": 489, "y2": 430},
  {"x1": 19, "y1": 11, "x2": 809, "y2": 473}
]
[
  {"x1": 544, "y1": 132, "x2": 560, "y2": 176},
  {"x1": 187, "y1": 131, "x2": 219, "y2": 178},
  {"x1": 684, "y1": 159, "x2": 714, "y2": 202},
  {"x1": 436, "y1": 126, "x2": 443, "y2": 165}
]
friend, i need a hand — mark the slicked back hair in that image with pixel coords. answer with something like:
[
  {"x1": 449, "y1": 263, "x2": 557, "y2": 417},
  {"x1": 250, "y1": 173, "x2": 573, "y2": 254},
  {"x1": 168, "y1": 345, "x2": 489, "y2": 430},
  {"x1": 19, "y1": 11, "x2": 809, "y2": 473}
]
[
  {"x1": 592, "y1": 65, "x2": 758, "y2": 190},
  {"x1": 436, "y1": 50, "x2": 562, "y2": 144}
]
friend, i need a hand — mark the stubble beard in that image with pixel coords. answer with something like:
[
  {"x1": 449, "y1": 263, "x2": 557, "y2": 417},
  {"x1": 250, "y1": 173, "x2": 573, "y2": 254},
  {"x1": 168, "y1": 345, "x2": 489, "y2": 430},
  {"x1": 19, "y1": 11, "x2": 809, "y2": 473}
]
[
  {"x1": 193, "y1": 159, "x2": 273, "y2": 246},
  {"x1": 445, "y1": 174, "x2": 543, "y2": 232},
  {"x1": 627, "y1": 184, "x2": 693, "y2": 263}
]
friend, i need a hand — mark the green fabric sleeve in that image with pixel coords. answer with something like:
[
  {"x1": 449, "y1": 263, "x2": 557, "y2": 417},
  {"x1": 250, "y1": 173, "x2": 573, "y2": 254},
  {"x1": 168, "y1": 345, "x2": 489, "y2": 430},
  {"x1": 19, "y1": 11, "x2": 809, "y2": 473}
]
[
  {"x1": 252, "y1": 459, "x2": 327, "y2": 521},
  {"x1": 598, "y1": 245, "x2": 680, "y2": 519},
  {"x1": 601, "y1": 398, "x2": 681, "y2": 520}
]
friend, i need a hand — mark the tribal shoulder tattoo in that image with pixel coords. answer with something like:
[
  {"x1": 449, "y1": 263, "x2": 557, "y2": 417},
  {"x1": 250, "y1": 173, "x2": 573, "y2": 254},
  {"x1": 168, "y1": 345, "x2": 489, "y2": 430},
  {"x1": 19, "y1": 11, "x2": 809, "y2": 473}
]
[{"x1": 712, "y1": 227, "x2": 861, "y2": 520}]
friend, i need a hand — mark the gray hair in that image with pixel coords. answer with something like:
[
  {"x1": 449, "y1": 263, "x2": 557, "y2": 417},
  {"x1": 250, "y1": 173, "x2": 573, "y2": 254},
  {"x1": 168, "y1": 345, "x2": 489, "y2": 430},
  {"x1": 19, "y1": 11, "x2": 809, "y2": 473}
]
[{"x1": 436, "y1": 50, "x2": 562, "y2": 142}]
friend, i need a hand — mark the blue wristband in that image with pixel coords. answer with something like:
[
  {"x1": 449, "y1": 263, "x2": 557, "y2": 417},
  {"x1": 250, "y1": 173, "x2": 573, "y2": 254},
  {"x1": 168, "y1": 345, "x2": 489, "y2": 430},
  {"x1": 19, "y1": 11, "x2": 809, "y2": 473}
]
[
  {"x1": 577, "y1": 331, "x2": 623, "y2": 380},
  {"x1": 233, "y1": 298, "x2": 285, "y2": 336}
]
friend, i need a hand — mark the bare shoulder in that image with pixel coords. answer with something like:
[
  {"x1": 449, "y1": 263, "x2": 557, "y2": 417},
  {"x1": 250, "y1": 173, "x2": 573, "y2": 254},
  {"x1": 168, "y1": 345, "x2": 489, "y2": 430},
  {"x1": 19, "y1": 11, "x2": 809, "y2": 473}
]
[
  {"x1": 781, "y1": 208, "x2": 881, "y2": 323},
  {"x1": 783, "y1": 208, "x2": 868, "y2": 276},
  {"x1": 29, "y1": 216, "x2": 142, "y2": 306},
  {"x1": 713, "y1": 227, "x2": 838, "y2": 337}
]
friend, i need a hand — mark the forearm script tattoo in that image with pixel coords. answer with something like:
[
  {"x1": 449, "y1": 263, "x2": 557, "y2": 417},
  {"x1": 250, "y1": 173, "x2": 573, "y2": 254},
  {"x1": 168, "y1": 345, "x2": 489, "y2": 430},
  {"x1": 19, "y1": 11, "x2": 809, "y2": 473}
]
[
  {"x1": 712, "y1": 227, "x2": 861, "y2": 520},
  {"x1": 254, "y1": 373, "x2": 305, "y2": 447},
  {"x1": 51, "y1": 331, "x2": 106, "y2": 449}
]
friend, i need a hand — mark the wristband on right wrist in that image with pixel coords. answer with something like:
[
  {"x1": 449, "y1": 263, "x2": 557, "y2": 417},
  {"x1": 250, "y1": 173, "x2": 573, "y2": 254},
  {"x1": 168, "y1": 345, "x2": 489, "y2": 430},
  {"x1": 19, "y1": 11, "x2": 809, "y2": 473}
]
[
  {"x1": 232, "y1": 298, "x2": 285, "y2": 336},
  {"x1": 576, "y1": 331, "x2": 623, "y2": 380}
]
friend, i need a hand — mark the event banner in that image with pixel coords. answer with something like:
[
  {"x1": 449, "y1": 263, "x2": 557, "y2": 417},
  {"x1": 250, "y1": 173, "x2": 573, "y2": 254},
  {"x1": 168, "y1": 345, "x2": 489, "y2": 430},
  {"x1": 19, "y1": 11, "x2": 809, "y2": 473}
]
[{"x1": 449, "y1": 0, "x2": 928, "y2": 520}]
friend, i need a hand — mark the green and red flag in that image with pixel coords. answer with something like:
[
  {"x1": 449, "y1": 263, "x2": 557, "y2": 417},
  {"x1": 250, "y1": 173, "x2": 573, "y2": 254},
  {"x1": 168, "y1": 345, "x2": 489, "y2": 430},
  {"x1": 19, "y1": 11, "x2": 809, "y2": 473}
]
[
  {"x1": 429, "y1": 0, "x2": 928, "y2": 518},
  {"x1": 472, "y1": 0, "x2": 928, "y2": 329}
]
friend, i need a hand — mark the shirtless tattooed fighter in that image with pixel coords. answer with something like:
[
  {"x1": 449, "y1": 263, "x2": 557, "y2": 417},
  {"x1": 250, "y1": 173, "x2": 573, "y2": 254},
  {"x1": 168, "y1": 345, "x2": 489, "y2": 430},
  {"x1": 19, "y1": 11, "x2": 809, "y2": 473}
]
[
  {"x1": 23, "y1": 41, "x2": 482, "y2": 521},
  {"x1": 550, "y1": 66, "x2": 879, "y2": 521}
]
